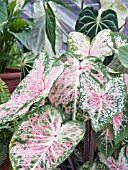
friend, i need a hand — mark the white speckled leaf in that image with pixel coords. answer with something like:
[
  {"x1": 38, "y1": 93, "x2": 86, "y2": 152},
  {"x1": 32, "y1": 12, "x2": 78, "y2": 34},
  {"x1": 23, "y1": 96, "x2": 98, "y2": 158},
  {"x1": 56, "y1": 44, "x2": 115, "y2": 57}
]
[
  {"x1": 79, "y1": 77, "x2": 126, "y2": 131},
  {"x1": 10, "y1": 105, "x2": 85, "y2": 170},
  {"x1": 99, "y1": 147, "x2": 128, "y2": 170},
  {"x1": 68, "y1": 30, "x2": 113, "y2": 60},
  {"x1": 0, "y1": 52, "x2": 64, "y2": 124}
]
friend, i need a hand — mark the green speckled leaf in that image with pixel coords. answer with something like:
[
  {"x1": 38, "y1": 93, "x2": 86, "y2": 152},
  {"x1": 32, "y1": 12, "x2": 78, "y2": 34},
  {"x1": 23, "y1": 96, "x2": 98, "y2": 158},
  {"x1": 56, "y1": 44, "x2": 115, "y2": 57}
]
[
  {"x1": 10, "y1": 105, "x2": 85, "y2": 170},
  {"x1": 79, "y1": 161, "x2": 109, "y2": 170},
  {"x1": 79, "y1": 77, "x2": 126, "y2": 131},
  {"x1": 75, "y1": 7, "x2": 118, "y2": 39}
]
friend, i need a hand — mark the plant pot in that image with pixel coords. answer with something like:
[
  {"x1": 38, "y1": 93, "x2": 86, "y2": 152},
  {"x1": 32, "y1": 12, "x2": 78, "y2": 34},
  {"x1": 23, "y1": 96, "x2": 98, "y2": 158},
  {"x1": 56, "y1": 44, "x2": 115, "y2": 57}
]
[{"x1": 0, "y1": 68, "x2": 21, "y2": 93}]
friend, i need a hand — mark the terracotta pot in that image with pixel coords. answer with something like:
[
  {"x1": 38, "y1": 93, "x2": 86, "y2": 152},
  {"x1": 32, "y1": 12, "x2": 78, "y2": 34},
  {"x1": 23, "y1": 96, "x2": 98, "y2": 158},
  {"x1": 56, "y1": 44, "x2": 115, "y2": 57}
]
[{"x1": 0, "y1": 68, "x2": 21, "y2": 93}]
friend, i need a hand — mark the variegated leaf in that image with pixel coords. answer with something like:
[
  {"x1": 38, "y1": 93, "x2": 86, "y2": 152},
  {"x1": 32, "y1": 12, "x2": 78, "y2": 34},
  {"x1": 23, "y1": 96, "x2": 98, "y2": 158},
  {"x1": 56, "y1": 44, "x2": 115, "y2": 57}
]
[
  {"x1": 75, "y1": 7, "x2": 118, "y2": 39},
  {"x1": 49, "y1": 55, "x2": 110, "y2": 121},
  {"x1": 99, "y1": 146, "x2": 128, "y2": 170},
  {"x1": 94, "y1": 126, "x2": 121, "y2": 158},
  {"x1": 108, "y1": 110, "x2": 128, "y2": 144},
  {"x1": 79, "y1": 161, "x2": 109, "y2": 170},
  {"x1": 79, "y1": 77, "x2": 126, "y2": 131},
  {"x1": 10, "y1": 105, "x2": 85, "y2": 170},
  {"x1": 0, "y1": 52, "x2": 64, "y2": 124},
  {"x1": 111, "y1": 32, "x2": 128, "y2": 49},
  {"x1": 68, "y1": 30, "x2": 113, "y2": 60}
]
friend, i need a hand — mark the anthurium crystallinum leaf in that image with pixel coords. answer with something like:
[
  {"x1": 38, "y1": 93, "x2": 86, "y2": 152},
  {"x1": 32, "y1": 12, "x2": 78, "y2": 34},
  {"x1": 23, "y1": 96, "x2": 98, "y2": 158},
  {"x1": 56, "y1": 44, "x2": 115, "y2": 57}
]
[
  {"x1": 68, "y1": 30, "x2": 113, "y2": 60},
  {"x1": 75, "y1": 7, "x2": 118, "y2": 39},
  {"x1": 0, "y1": 52, "x2": 64, "y2": 124},
  {"x1": 79, "y1": 77, "x2": 126, "y2": 131},
  {"x1": 99, "y1": 146, "x2": 128, "y2": 170},
  {"x1": 10, "y1": 105, "x2": 85, "y2": 170}
]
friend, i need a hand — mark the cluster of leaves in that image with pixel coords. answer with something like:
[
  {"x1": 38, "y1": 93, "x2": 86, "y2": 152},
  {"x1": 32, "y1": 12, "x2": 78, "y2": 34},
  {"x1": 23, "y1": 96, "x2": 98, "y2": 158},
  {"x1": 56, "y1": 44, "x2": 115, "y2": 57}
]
[{"x1": 0, "y1": 0, "x2": 128, "y2": 170}]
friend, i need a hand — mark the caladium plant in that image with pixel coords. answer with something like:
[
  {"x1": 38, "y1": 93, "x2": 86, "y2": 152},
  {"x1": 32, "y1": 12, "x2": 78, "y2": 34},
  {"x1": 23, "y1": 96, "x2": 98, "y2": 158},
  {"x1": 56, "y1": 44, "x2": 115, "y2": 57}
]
[{"x1": 0, "y1": 28, "x2": 128, "y2": 170}]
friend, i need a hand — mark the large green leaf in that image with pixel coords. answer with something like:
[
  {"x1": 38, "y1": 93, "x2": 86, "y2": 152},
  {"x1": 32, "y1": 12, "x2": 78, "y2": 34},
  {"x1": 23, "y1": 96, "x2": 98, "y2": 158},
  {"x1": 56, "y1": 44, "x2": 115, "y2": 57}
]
[
  {"x1": 68, "y1": 30, "x2": 113, "y2": 60},
  {"x1": 75, "y1": 7, "x2": 118, "y2": 39},
  {"x1": 45, "y1": 2, "x2": 56, "y2": 54},
  {"x1": 10, "y1": 105, "x2": 85, "y2": 170},
  {"x1": 79, "y1": 77, "x2": 126, "y2": 131},
  {"x1": 94, "y1": 126, "x2": 121, "y2": 158},
  {"x1": 10, "y1": 29, "x2": 32, "y2": 50},
  {"x1": 118, "y1": 45, "x2": 128, "y2": 68},
  {"x1": 99, "y1": 146, "x2": 128, "y2": 169},
  {"x1": 100, "y1": 0, "x2": 128, "y2": 28},
  {"x1": 0, "y1": 1, "x2": 8, "y2": 32}
]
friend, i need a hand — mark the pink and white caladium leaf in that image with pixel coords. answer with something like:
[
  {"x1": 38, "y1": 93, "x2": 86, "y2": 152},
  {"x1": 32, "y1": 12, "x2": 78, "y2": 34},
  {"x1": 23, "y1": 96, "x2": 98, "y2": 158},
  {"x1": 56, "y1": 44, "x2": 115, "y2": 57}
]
[
  {"x1": 68, "y1": 29, "x2": 113, "y2": 60},
  {"x1": 79, "y1": 76, "x2": 126, "y2": 131},
  {"x1": 108, "y1": 110, "x2": 128, "y2": 145},
  {"x1": 0, "y1": 52, "x2": 64, "y2": 124},
  {"x1": 94, "y1": 126, "x2": 121, "y2": 158},
  {"x1": 79, "y1": 161, "x2": 109, "y2": 170},
  {"x1": 49, "y1": 55, "x2": 111, "y2": 121},
  {"x1": 9, "y1": 105, "x2": 85, "y2": 170},
  {"x1": 99, "y1": 146, "x2": 128, "y2": 170}
]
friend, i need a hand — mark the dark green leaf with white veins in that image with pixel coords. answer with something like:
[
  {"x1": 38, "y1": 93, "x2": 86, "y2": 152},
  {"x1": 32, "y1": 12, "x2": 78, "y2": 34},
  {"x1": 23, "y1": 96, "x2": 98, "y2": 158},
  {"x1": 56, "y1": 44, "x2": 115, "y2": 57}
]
[
  {"x1": 10, "y1": 105, "x2": 85, "y2": 170},
  {"x1": 79, "y1": 161, "x2": 109, "y2": 170},
  {"x1": 94, "y1": 126, "x2": 121, "y2": 158},
  {"x1": 75, "y1": 7, "x2": 118, "y2": 39},
  {"x1": 79, "y1": 77, "x2": 126, "y2": 131},
  {"x1": 45, "y1": 2, "x2": 56, "y2": 54},
  {"x1": 118, "y1": 45, "x2": 128, "y2": 68}
]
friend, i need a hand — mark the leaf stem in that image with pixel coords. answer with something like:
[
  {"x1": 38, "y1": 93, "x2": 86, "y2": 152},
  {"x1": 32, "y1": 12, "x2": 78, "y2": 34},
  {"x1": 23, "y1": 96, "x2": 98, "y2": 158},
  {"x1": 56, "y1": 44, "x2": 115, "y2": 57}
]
[{"x1": 81, "y1": 0, "x2": 84, "y2": 10}]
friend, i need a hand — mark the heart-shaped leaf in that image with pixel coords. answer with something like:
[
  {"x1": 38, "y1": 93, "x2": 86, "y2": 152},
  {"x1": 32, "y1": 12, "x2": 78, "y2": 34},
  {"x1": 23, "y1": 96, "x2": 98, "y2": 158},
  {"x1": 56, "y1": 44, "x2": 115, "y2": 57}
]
[
  {"x1": 0, "y1": 52, "x2": 64, "y2": 124},
  {"x1": 100, "y1": 0, "x2": 128, "y2": 28},
  {"x1": 68, "y1": 30, "x2": 113, "y2": 60},
  {"x1": 99, "y1": 146, "x2": 128, "y2": 169},
  {"x1": 75, "y1": 7, "x2": 118, "y2": 39},
  {"x1": 79, "y1": 77, "x2": 126, "y2": 131},
  {"x1": 10, "y1": 105, "x2": 85, "y2": 170}
]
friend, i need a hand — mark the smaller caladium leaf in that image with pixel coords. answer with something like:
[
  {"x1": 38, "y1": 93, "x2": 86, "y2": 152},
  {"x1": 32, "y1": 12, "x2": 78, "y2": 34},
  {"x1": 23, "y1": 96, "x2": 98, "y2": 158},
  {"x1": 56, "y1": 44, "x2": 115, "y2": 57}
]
[
  {"x1": 0, "y1": 52, "x2": 64, "y2": 124},
  {"x1": 75, "y1": 7, "x2": 118, "y2": 39},
  {"x1": 79, "y1": 77, "x2": 126, "y2": 131},
  {"x1": 10, "y1": 105, "x2": 85, "y2": 170},
  {"x1": 68, "y1": 29, "x2": 113, "y2": 60},
  {"x1": 108, "y1": 109, "x2": 128, "y2": 144},
  {"x1": 94, "y1": 126, "x2": 121, "y2": 158},
  {"x1": 111, "y1": 32, "x2": 128, "y2": 49},
  {"x1": 99, "y1": 146, "x2": 128, "y2": 170},
  {"x1": 79, "y1": 161, "x2": 109, "y2": 170}
]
